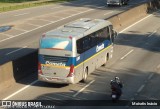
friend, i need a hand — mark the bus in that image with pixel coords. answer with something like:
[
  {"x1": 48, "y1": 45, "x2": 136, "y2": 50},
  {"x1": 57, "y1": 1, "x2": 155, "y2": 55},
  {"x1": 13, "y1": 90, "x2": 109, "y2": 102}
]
[{"x1": 38, "y1": 18, "x2": 117, "y2": 84}]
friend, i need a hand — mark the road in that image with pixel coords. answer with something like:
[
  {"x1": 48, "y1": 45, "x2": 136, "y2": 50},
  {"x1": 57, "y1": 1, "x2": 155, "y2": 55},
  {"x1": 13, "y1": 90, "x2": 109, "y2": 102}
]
[
  {"x1": 0, "y1": 3, "x2": 160, "y2": 109},
  {"x1": 0, "y1": 0, "x2": 147, "y2": 64},
  {"x1": 0, "y1": 0, "x2": 146, "y2": 25}
]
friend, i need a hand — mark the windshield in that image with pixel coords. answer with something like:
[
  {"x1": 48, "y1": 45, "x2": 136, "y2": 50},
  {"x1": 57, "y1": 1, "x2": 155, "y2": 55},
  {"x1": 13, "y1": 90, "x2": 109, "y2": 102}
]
[{"x1": 40, "y1": 37, "x2": 72, "y2": 51}]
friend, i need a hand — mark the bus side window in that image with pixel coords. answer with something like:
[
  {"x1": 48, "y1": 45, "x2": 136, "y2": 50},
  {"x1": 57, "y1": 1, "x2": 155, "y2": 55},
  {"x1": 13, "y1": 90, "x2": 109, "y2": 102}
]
[
  {"x1": 109, "y1": 25, "x2": 114, "y2": 37},
  {"x1": 76, "y1": 38, "x2": 83, "y2": 54},
  {"x1": 77, "y1": 35, "x2": 93, "y2": 54},
  {"x1": 90, "y1": 33, "x2": 97, "y2": 47},
  {"x1": 95, "y1": 30, "x2": 102, "y2": 44},
  {"x1": 103, "y1": 27, "x2": 110, "y2": 40},
  {"x1": 83, "y1": 36, "x2": 89, "y2": 50},
  {"x1": 98, "y1": 29, "x2": 105, "y2": 43},
  {"x1": 109, "y1": 25, "x2": 114, "y2": 42}
]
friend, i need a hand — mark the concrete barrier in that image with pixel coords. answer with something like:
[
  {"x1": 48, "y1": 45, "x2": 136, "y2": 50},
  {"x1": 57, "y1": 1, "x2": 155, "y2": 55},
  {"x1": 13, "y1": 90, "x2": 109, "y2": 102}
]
[
  {"x1": 0, "y1": 62, "x2": 13, "y2": 83},
  {"x1": 107, "y1": 15, "x2": 121, "y2": 31},
  {"x1": 0, "y1": 0, "x2": 160, "y2": 89},
  {"x1": 108, "y1": 0, "x2": 160, "y2": 32},
  {"x1": 12, "y1": 51, "x2": 38, "y2": 81},
  {"x1": 108, "y1": 4, "x2": 146, "y2": 31},
  {"x1": 0, "y1": 51, "x2": 38, "y2": 89}
]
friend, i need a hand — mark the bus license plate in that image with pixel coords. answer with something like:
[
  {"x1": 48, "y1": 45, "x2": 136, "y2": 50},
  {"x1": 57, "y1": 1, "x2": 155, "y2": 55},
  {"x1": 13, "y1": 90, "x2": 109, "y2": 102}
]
[{"x1": 112, "y1": 95, "x2": 116, "y2": 98}]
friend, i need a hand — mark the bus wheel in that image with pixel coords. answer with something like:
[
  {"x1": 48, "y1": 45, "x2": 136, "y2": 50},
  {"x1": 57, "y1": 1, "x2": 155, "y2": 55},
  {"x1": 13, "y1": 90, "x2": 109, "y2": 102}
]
[
  {"x1": 102, "y1": 53, "x2": 109, "y2": 66},
  {"x1": 82, "y1": 67, "x2": 88, "y2": 83}
]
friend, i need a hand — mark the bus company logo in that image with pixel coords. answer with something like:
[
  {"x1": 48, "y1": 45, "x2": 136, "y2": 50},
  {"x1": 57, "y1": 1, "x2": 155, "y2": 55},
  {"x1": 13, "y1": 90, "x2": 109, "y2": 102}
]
[
  {"x1": 96, "y1": 43, "x2": 104, "y2": 52},
  {"x1": 76, "y1": 56, "x2": 80, "y2": 61},
  {"x1": 45, "y1": 61, "x2": 66, "y2": 66}
]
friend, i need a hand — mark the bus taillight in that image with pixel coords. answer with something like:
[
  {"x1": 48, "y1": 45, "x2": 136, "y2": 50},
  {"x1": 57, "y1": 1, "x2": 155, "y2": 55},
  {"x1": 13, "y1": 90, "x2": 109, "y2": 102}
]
[
  {"x1": 38, "y1": 62, "x2": 43, "y2": 75},
  {"x1": 42, "y1": 33, "x2": 46, "y2": 38},
  {"x1": 67, "y1": 64, "x2": 74, "y2": 77}
]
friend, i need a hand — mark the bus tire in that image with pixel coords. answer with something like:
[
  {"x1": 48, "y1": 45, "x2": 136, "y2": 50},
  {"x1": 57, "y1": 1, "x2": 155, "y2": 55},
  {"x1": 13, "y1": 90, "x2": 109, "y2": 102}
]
[
  {"x1": 102, "y1": 53, "x2": 109, "y2": 66},
  {"x1": 82, "y1": 67, "x2": 88, "y2": 83}
]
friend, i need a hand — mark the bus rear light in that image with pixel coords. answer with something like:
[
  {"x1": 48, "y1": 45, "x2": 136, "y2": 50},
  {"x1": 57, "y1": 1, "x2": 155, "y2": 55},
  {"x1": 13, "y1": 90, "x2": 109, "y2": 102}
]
[
  {"x1": 38, "y1": 62, "x2": 43, "y2": 75},
  {"x1": 42, "y1": 33, "x2": 46, "y2": 38},
  {"x1": 69, "y1": 36, "x2": 72, "y2": 39},
  {"x1": 67, "y1": 64, "x2": 74, "y2": 77}
]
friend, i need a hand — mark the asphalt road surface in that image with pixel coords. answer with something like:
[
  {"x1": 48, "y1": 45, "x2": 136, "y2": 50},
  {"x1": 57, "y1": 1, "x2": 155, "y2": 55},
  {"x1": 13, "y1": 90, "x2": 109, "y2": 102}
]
[{"x1": 0, "y1": 2, "x2": 160, "y2": 109}]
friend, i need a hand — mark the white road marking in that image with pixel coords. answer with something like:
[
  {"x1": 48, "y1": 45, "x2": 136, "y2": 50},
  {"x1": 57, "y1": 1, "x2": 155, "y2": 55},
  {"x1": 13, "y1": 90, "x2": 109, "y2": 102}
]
[
  {"x1": 69, "y1": 9, "x2": 84, "y2": 13},
  {"x1": 3, "y1": 80, "x2": 39, "y2": 100},
  {"x1": 28, "y1": 23, "x2": 40, "y2": 27},
  {"x1": 14, "y1": 13, "x2": 29, "y2": 16},
  {"x1": 148, "y1": 30, "x2": 157, "y2": 37},
  {"x1": 104, "y1": 11, "x2": 113, "y2": 15},
  {"x1": 32, "y1": 4, "x2": 91, "y2": 20},
  {"x1": 50, "y1": 6, "x2": 63, "y2": 9},
  {"x1": 157, "y1": 64, "x2": 160, "y2": 69},
  {"x1": 96, "y1": 6, "x2": 105, "y2": 9},
  {"x1": 51, "y1": 15, "x2": 63, "y2": 18},
  {"x1": 148, "y1": 73, "x2": 154, "y2": 80},
  {"x1": 55, "y1": 93, "x2": 81, "y2": 100},
  {"x1": 6, "y1": 46, "x2": 27, "y2": 55},
  {"x1": 119, "y1": 14, "x2": 152, "y2": 33},
  {"x1": 120, "y1": 49, "x2": 134, "y2": 60},
  {"x1": 73, "y1": 80, "x2": 95, "y2": 97},
  {"x1": 87, "y1": 90, "x2": 107, "y2": 95},
  {"x1": 0, "y1": 9, "x2": 94, "y2": 43},
  {"x1": 137, "y1": 84, "x2": 145, "y2": 93}
]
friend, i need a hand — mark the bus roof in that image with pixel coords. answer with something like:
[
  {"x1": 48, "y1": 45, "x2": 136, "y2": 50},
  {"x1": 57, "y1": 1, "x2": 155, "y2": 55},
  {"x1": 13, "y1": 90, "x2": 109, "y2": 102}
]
[{"x1": 45, "y1": 18, "x2": 112, "y2": 40}]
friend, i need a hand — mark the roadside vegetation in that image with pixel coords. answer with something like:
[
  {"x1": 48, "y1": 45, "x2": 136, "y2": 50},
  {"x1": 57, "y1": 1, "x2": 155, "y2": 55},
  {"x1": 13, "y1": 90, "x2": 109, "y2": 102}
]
[{"x1": 0, "y1": 0, "x2": 74, "y2": 12}]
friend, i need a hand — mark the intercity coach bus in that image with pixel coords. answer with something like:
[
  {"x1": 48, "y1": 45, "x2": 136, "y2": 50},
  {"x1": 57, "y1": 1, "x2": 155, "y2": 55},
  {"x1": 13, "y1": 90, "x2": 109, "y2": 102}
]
[{"x1": 38, "y1": 18, "x2": 117, "y2": 84}]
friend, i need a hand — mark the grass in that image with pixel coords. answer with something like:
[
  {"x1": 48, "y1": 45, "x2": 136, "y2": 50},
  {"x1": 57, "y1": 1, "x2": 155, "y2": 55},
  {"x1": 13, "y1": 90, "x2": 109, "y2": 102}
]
[
  {"x1": 0, "y1": 0, "x2": 37, "y2": 3},
  {"x1": 0, "y1": 0, "x2": 74, "y2": 12}
]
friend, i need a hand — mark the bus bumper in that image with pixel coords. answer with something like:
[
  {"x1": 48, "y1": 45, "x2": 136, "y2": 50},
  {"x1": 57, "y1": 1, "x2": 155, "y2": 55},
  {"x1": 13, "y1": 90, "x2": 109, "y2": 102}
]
[{"x1": 38, "y1": 74, "x2": 75, "y2": 84}]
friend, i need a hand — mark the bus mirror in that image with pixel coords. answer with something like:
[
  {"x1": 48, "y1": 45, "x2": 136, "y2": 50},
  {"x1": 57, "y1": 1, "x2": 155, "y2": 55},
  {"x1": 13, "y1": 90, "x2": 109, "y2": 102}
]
[{"x1": 113, "y1": 30, "x2": 118, "y2": 38}]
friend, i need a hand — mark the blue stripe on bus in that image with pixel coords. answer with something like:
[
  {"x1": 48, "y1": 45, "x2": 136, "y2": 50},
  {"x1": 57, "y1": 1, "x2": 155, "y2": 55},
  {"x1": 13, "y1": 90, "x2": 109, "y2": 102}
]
[
  {"x1": 39, "y1": 40, "x2": 111, "y2": 67},
  {"x1": 38, "y1": 55, "x2": 76, "y2": 66},
  {"x1": 76, "y1": 40, "x2": 111, "y2": 66}
]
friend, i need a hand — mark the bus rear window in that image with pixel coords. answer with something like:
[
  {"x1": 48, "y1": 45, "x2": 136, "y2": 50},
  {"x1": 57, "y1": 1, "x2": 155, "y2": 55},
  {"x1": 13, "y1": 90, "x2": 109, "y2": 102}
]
[{"x1": 40, "y1": 37, "x2": 72, "y2": 51}]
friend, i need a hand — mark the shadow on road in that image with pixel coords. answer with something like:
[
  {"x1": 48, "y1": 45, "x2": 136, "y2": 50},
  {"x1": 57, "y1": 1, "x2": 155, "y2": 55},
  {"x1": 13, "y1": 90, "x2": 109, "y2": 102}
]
[
  {"x1": 115, "y1": 29, "x2": 160, "y2": 53},
  {"x1": 0, "y1": 48, "x2": 38, "y2": 85}
]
